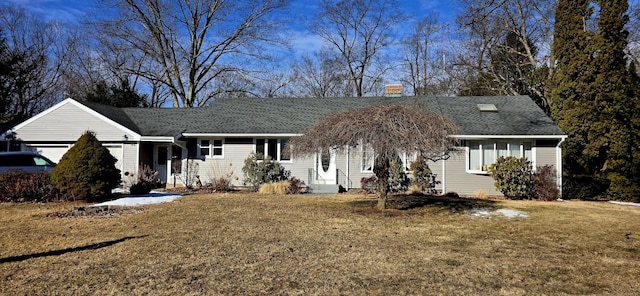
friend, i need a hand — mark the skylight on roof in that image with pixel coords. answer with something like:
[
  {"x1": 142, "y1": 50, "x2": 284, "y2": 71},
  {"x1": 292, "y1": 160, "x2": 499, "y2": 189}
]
[{"x1": 476, "y1": 104, "x2": 498, "y2": 112}]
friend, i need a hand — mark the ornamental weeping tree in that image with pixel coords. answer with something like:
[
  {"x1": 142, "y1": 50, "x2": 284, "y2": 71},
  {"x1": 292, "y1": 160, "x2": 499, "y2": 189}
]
[{"x1": 288, "y1": 104, "x2": 458, "y2": 210}]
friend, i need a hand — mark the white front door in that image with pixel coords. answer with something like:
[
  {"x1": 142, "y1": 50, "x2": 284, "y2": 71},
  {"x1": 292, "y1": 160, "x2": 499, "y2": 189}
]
[
  {"x1": 316, "y1": 148, "x2": 336, "y2": 184},
  {"x1": 155, "y1": 145, "x2": 169, "y2": 184}
]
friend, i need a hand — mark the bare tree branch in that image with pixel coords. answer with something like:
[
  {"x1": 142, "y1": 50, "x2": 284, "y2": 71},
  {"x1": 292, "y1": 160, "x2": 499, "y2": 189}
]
[
  {"x1": 91, "y1": 0, "x2": 289, "y2": 107},
  {"x1": 289, "y1": 104, "x2": 459, "y2": 209}
]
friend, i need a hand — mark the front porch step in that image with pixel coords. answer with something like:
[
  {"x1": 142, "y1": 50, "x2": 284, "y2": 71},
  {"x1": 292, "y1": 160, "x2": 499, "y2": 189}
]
[{"x1": 308, "y1": 184, "x2": 340, "y2": 194}]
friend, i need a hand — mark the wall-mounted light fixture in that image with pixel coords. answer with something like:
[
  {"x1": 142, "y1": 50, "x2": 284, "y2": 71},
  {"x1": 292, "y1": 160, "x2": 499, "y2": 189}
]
[{"x1": 123, "y1": 134, "x2": 129, "y2": 141}]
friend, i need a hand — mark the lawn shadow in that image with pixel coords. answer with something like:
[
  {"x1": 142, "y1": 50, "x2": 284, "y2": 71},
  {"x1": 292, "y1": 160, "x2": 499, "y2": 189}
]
[
  {"x1": 350, "y1": 194, "x2": 499, "y2": 214},
  {"x1": 0, "y1": 235, "x2": 148, "y2": 264}
]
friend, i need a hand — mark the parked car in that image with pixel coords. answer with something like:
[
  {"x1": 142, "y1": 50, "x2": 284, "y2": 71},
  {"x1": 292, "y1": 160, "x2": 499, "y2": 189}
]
[{"x1": 0, "y1": 151, "x2": 56, "y2": 173}]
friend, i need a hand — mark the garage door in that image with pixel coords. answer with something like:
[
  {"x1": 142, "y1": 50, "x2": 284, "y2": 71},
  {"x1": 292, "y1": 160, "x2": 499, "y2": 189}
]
[
  {"x1": 104, "y1": 145, "x2": 123, "y2": 172},
  {"x1": 27, "y1": 145, "x2": 70, "y2": 163},
  {"x1": 28, "y1": 144, "x2": 123, "y2": 172}
]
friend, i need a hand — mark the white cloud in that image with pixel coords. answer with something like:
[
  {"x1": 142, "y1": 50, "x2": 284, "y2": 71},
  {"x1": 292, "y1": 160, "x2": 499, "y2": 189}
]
[
  {"x1": 288, "y1": 30, "x2": 327, "y2": 55},
  {"x1": 4, "y1": 0, "x2": 91, "y2": 22}
]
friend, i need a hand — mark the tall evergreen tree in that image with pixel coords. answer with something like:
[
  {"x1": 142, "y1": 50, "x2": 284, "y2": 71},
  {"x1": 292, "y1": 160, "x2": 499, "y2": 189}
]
[
  {"x1": 551, "y1": 0, "x2": 640, "y2": 200},
  {"x1": 595, "y1": 0, "x2": 640, "y2": 199},
  {"x1": 549, "y1": 0, "x2": 596, "y2": 174}
]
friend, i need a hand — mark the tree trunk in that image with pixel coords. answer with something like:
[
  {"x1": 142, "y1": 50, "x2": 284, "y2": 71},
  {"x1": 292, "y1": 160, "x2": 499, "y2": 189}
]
[{"x1": 374, "y1": 157, "x2": 390, "y2": 210}]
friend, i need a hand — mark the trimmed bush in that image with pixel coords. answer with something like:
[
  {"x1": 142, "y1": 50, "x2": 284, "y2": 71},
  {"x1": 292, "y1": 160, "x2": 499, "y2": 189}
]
[
  {"x1": 488, "y1": 156, "x2": 534, "y2": 200},
  {"x1": 242, "y1": 153, "x2": 291, "y2": 191},
  {"x1": 533, "y1": 165, "x2": 560, "y2": 201},
  {"x1": 0, "y1": 171, "x2": 62, "y2": 202},
  {"x1": 51, "y1": 131, "x2": 120, "y2": 201}
]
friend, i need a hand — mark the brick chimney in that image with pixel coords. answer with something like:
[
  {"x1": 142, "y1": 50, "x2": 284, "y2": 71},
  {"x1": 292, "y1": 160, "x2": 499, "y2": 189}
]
[{"x1": 384, "y1": 84, "x2": 402, "y2": 97}]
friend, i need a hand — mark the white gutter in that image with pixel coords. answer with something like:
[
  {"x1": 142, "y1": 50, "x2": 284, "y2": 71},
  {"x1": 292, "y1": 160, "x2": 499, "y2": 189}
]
[
  {"x1": 140, "y1": 136, "x2": 176, "y2": 142},
  {"x1": 181, "y1": 133, "x2": 302, "y2": 137},
  {"x1": 453, "y1": 135, "x2": 568, "y2": 140}
]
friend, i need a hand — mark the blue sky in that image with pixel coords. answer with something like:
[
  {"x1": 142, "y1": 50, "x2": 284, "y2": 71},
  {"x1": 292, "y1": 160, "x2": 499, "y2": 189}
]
[
  {"x1": 6, "y1": 0, "x2": 456, "y2": 25},
  {"x1": 6, "y1": 0, "x2": 457, "y2": 59}
]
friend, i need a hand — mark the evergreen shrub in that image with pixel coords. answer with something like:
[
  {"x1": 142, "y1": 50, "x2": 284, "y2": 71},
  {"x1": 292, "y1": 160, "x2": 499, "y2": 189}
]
[
  {"x1": 51, "y1": 131, "x2": 120, "y2": 201},
  {"x1": 389, "y1": 160, "x2": 410, "y2": 192},
  {"x1": 409, "y1": 157, "x2": 439, "y2": 194},
  {"x1": 488, "y1": 156, "x2": 534, "y2": 200},
  {"x1": 242, "y1": 153, "x2": 291, "y2": 191}
]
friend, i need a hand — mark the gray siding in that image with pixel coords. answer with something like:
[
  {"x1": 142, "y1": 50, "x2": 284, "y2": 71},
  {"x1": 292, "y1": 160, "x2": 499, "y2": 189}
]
[
  {"x1": 191, "y1": 141, "x2": 253, "y2": 186},
  {"x1": 122, "y1": 143, "x2": 139, "y2": 176},
  {"x1": 188, "y1": 139, "x2": 315, "y2": 187},
  {"x1": 345, "y1": 148, "x2": 373, "y2": 189},
  {"x1": 443, "y1": 151, "x2": 501, "y2": 196},
  {"x1": 15, "y1": 102, "x2": 137, "y2": 142},
  {"x1": 535, "y1": 146, "x2": 557, "y2": 168}
]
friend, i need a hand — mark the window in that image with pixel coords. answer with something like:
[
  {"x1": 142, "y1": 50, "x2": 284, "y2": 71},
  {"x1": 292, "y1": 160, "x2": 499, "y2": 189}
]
[
  {"x1": 255, "y1": 138, "x2": 290, "y2": 161},
  {"x1": 476, "y1": 103, "x2": 498, "y2": 112},
  {"x1": 255, "y1": 139, "x2": 265, "y2": 159},
  {"x1": 198, "y1": 139, "x2": 223, "y2": 158},
  {"x1": 199, "y1": 140, "x2": 210, "y2": 156},
  {"x1": 212, "y1": 139, "x2": 223, "y2": 157},
  {"x1": 468, "y1": 140, "x2": 532, "y2": 172},
  {"x1": 280, "y1": 139, "x2": 290, "y2": 161},
  {"x1": 361, "y1": 146, "x2": 374, "y2": 172},
  {"x1": 268, "y1": 139, "x2": 278, "y2": 159}
]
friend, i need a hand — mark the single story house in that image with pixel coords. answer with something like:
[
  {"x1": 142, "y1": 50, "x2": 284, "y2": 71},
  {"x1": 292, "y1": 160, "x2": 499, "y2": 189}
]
[{"x1": 4, "y1": 95, "x2": 566, "y2": 196}]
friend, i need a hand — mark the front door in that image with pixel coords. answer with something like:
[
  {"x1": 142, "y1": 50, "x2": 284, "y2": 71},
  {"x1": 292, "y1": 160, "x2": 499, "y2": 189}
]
[
  {"x1": 316, "y1": 148, "x2": 336, "y2": 184},
  {"x1": 155, "y1": 145, "x2": 169, "y2": 184}
]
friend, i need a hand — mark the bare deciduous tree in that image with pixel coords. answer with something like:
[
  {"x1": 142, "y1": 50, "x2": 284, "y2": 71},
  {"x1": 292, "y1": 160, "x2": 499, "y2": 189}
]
[
  {"x1": 92, "y1": 0, "x2": 289, "y2": 107},
  {"x1": 64, "y1": 31, "x2": 170, "y2": 107},
  {"x1": 309, "y1": 0, "x2": 405, "y2": 97},
  {"x1": 291, "y1": 49, "x2": 353, "y2": 98},
  {"x1": 454, "y1": 0, "x2": 555, "y2": 112},
  {"x1": 289, "y1": 104, "x2": 458, "y2": 210},
  {"x1": 0, "y1": 4, "x2": 76, "y2": 123},
  {"x1": 401, "y1": 12, "x2": 451, "y2": 96}
]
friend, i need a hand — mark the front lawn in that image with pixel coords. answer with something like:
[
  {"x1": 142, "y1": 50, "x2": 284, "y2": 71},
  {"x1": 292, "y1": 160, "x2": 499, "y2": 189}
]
[{"x1": 1, "y1": 194, "x2": 639, "y2": 295}]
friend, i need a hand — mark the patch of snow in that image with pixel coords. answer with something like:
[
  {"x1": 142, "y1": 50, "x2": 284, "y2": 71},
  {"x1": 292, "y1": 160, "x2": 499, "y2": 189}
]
[
  {"x1": 93, "y1": 191, "x2": 181, "y2": 207},
  {"x1": 608, "y1": 201, "x2": 640, "y2": 207},
  {"x1": 468, "y1": 208, "x2": 492, "y2": 218},
  {"x1": 468, "y1": 208, "x2": 528, "y2": 219},
  {"x1": 495, "y1": 209, "x2": 529, "y2": 218}
]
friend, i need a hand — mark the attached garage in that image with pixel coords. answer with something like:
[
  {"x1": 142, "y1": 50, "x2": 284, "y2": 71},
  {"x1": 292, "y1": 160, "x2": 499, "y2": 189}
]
[
  {"x1": 26, "y1": 144, "x2": 124, "y2": 174},
  {"x1": 26, "y1": 144, "x2": 71, "y2": 163},
  {"x1": 104, "y1": 144, "x2": 123, "y2": 172}
]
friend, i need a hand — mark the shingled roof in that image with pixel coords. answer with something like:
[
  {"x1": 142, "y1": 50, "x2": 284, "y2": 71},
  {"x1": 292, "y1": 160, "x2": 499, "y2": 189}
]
[{"x1": 78, "y1": 96, "x2": 565, "y2": 137}]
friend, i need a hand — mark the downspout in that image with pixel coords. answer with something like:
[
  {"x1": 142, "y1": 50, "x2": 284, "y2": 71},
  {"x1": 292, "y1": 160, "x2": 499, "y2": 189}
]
[
  {"x1": 441, "y1": 136, "x2": 447, "y2": 194},
  {"x1": 442, "y1": 157, "x2": 446, "y2": 194},
  {"x1": 345, "y1": 145, "x2": 350, "y2": 189},
  {"x1": 557, "y1": 137, "x2": 566, "y2": 198}
]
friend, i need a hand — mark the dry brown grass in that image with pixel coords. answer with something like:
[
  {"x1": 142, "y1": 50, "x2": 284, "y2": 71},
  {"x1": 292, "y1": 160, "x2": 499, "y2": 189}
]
[
  {"x1": 1, "y1": 194, "x2": 639, "y2": 295},
  {"x1": 258, "y1": 181, "x2": 290, "y2": 194}
]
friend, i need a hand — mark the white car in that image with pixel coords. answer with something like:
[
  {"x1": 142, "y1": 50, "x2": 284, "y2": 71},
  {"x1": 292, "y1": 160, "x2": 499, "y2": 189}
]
[{"x1": 0, "y1": 151, "x2": 56, "y2": 173}]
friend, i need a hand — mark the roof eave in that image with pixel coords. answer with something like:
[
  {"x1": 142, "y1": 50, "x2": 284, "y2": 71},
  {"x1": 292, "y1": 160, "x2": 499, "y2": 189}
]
[{"x1": 453, "y1": 134, "x2": 568, "y2": 140}]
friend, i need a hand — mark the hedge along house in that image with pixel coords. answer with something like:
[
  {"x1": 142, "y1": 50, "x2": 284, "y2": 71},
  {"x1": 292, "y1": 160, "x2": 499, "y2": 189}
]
[{"x1": 5, "y1": 95, "x2": 566, "y2": 196}]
